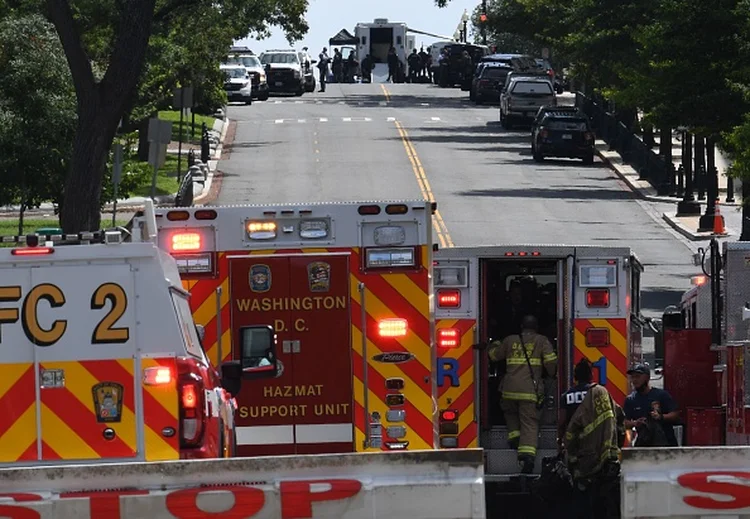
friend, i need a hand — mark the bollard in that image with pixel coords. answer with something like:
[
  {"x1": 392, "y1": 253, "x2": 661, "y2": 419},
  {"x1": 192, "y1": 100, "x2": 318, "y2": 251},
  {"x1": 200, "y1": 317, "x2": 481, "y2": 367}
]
[{"x1": 200, "y1": 122, "x2": 210, "y2": 163}]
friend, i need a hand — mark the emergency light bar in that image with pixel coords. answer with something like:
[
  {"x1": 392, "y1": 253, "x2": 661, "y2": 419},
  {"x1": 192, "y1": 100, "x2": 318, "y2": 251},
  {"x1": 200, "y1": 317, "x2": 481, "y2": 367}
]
[
  {"x1": 1, "y1": 230, "x2": 108, "y2": 245},
  {"x1": 245, "y1": 221, "x2": 277, "y2": 240}
]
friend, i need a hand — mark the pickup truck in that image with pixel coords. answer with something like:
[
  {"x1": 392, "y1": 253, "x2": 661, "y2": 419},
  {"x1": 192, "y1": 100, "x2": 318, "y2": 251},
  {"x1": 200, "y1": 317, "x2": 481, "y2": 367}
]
[{"x1": 500, "y1": 75, "x2": 557, "y2": 129}]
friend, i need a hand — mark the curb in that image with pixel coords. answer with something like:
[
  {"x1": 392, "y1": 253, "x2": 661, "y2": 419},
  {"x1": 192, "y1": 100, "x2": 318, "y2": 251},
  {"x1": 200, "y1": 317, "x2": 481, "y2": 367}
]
[
  {"x1": 194, "y1": 117, "x2": 230, "y2": 205},
  {"x1": 594, "y1": 143, "x2": 741, "y2": 207},
  {"x1": 660, "y1": 213, "x2": 724, "y2": 241}
]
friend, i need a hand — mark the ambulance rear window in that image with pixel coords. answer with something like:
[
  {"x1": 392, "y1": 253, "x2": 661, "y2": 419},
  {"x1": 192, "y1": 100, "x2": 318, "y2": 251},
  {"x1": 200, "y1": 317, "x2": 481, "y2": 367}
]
[{"x1": 170, "y1": 291, "x2": 207, "y2": 361}]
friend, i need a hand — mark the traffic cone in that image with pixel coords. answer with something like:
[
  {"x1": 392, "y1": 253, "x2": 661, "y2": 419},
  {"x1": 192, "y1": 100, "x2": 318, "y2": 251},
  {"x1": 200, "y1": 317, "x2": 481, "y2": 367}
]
[{"x1": 713, "y1": 200, "x2": 726, "y2": 235}]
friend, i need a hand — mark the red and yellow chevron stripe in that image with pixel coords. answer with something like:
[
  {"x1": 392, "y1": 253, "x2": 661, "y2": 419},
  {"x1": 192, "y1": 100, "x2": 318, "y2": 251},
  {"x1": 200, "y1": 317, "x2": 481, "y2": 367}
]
[
  {"x1": 141, "y1": 357, "x2": 180, "y2": 461},
  {"x1": 0, "y1": 359, "x2": 179, "y2": 463},
  {"x1": 182, "y1": 245, "x2": 435, "y2": 452},
  {"x1": 436, "y1": 319, "x2": 477, "y2": 448},
  {"x1": 573, "y1": 318, "x2": 629, "y2": 404}
]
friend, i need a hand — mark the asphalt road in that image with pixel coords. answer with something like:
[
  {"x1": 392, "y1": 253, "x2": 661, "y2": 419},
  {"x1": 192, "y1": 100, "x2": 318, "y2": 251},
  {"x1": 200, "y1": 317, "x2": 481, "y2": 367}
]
[{"x1": 218, "y1": 82, "x2": 702, "y2": 318}]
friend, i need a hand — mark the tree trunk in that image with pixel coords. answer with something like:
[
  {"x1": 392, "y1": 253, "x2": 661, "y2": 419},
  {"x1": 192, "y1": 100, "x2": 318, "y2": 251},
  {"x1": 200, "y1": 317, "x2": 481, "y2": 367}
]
[
  {"x1": 17, "y1": 201, "x2": 26, "y2": 236},
  {"x1": 60, "y1": 104, "x2": 119, "y2": 233}
]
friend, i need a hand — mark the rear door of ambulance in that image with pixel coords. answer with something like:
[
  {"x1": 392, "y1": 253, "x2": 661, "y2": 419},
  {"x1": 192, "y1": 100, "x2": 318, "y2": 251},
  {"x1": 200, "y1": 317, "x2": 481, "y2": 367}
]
[
  {"x1": 229, "y1": 253, "x2": 353, "y2": 456},
  {"x1": 0, "y1": 257, "x2": 148, "y2": 465}
]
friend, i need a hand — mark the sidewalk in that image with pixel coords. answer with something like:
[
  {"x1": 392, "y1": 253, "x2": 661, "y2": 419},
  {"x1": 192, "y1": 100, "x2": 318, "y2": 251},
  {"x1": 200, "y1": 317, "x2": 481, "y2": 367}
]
[
  {"x1": 0, "y1": 117, "x2": 230, "y2": 216},
  {"x1": 596, "y1": 139, "x2": 744, "y2": 242}
]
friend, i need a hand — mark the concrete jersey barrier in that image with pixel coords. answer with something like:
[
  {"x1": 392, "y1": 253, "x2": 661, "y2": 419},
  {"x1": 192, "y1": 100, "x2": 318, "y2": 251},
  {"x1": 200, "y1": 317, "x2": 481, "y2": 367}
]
[
  {"x1": 621, "y1": 446, "x2": 750, "y2": 518},
  {"x1": 0, "y1": 449, "x2": 486, "y2": 519}
]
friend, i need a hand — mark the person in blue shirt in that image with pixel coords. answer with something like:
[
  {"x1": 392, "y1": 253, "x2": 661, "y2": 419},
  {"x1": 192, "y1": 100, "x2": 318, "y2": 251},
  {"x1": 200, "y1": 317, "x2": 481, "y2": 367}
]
[{"x1": 623, "y1": 363, "x2": 680, "y2": 446}]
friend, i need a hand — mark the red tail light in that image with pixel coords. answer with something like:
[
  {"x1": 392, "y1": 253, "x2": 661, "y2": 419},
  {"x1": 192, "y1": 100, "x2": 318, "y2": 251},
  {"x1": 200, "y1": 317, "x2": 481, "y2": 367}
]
[
  {"x1": 438, "y1": 328, "x2": 460, "y2": 348},
  {"x1": 540, "y1": 129, "x2": 549, "y2": 139},
  {"x1": 437, "y1": 289, "x2": 461, "y2": 308},
  {"x1": 441, "y1": 410, "x2": 458, "y2": 422},
  {"x1": 179, "y1": 377, "x2": 205, "y2": 448},
  {"x1": 585, "y1": 328, "x2": 610, "y2": 347},
  {"x1": 11, "y1": 247, "x2": 54, "y2": 256},
  {"x1": 586, "y1": 289, "x2": 610, "y2": 308}
]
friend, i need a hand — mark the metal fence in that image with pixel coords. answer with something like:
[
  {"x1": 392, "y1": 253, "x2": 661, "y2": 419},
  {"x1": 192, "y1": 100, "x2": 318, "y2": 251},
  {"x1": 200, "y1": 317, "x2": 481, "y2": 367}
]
[
  {"x1": 174, "y1": 169, "x2": 194, "y2": 207},
  {"x1": 575, "y1": 92, "x2": 674, "y2": 196}
]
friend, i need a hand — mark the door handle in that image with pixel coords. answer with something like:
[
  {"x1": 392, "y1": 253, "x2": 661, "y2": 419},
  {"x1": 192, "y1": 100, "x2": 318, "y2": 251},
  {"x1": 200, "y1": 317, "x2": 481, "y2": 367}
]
[{"x1": 282, "y1": 340, "x2": 301, "y2": 354}]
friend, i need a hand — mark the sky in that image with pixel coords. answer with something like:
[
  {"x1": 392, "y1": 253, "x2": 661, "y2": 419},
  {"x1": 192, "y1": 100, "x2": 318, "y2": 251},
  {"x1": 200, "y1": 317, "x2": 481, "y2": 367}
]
[{"x1": 234, "y1": 0, "x2": 481, "y2": 54}]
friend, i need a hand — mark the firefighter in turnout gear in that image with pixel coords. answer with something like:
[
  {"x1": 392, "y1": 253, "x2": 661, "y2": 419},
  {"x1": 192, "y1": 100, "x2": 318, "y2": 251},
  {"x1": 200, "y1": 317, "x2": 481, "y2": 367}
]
[
  {"x1": 562, "y1": 359, "x2": 623, "y2": 518},
  {"x1": 487, "y1": 315, "x2": 557, "y2": 473}
]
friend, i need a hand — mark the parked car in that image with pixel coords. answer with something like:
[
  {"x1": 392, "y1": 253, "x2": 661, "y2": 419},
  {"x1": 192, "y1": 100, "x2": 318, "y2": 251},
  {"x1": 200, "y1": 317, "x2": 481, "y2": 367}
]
[
  {"x1": 220, "y1": 64, "x2": 252, "y2": 105},
  {"x1": 499, "y1": 75, "x2": 556, "y2": 129},
  {"x1": 472, "y1": 63, "x2": 513, "y2": 104},
  {"x1": 531, "y1": 106, "x2": 595, "y2": 164},
  {"x1": 259, "y1": 50, "x2": 305, "y2": 96},
  {"x1": 535, "y1": 58, "x2": 564, "y2": 94},
  {"x1": 224, "y1": 53, "x2": 269, "y2": 101}
]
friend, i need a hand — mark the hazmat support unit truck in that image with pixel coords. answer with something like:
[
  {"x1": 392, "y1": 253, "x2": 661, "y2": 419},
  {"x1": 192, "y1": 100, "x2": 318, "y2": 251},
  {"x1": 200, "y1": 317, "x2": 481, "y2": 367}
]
[
  {"x1": 132, "y1": 199, "x2": 646, "y2": 517},
  {"x1": 0, "y1": 201, "x2": 484, "y2": 519}
]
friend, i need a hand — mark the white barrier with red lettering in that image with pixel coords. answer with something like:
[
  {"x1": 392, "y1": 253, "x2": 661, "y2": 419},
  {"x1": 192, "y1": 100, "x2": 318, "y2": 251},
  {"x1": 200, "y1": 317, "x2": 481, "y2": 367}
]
[
  {"x1": 622, "y1": 446, "x2": 750, "y2": 518},
  {"x1": 0, "y1": 449, "x2": 485, "y2": 519}
]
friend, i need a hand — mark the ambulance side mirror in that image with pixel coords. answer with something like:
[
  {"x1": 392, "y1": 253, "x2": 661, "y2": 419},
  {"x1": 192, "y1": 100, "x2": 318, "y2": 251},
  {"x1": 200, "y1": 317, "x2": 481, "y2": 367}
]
[
  {"x1": 238, "y1": 325, "x2": 278, "y2": 380},
  {"x1": 220, "y1": 360, "x2": 242, "y2": 398}
]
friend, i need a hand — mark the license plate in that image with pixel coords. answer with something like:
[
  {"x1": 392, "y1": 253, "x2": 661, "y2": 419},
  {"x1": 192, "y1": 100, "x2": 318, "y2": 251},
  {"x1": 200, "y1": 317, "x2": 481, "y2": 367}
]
[
  {"x1": 562, "y1": 134, "x2": 573, "y2": 139},
  {"x1": 275, "y1": 81, "x2": 284, "y2": 86}
]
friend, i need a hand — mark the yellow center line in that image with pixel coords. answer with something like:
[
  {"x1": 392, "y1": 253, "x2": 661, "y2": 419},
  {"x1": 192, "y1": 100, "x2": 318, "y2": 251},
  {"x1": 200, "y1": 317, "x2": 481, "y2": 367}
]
[
  {"x1": 393, "y1": 120, "x2": 454, "y2": 248},
  {"x1": 380, "y1": 84, "x2": 391, "y2": 102}
]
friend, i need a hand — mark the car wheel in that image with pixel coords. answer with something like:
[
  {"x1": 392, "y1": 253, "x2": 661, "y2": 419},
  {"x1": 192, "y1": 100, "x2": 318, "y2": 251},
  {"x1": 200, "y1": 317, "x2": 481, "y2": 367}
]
[
  {"x1": 469, "y1": 90, "x2": 475, "y2": 101},
  {"x1": 583, "y1": 154, "x2": 594, "y2": 165},
  {"x1": 245, "y1": 97, "x2": 252, "y2": 105},
  {"x1": 295, "y1": 87, "x2": 304, "y2": 96},
  {"x1": 533, "y1": 150, "x2": 544, "y2": 162},
  {"x1": 475, "y1": 96, "x2": 483, "y2": 105},
  {"x1": 259, "y1": 92, "x2": 269, "y2": 101}
]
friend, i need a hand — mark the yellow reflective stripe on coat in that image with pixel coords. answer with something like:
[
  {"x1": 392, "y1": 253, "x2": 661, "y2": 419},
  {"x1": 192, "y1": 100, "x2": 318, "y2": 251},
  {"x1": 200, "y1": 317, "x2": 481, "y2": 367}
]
[
  {"x1": 579, "y1": 409, "x2": 615, "y2": 439},
  {"x1": 502, "y1": 391, "x2": 538, "y2": 401},
  {"x1": 507, "y1": 358, "x2": 542, "y2": 366},
  {"x1": 543, "y1": 353, "x2": 557, "y2": 362}
]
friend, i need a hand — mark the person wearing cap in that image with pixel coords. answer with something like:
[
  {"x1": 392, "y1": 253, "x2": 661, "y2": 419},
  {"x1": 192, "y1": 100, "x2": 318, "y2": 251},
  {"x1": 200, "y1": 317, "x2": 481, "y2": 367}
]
[{"x1": 623, "y1": 363, "x2": 679, "y2": 446}]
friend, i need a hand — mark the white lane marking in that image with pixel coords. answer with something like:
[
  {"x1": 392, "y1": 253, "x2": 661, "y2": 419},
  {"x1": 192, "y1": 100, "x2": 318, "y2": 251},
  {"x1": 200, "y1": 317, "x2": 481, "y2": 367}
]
[
  {"x1": 275, "y1": 119, "x2": 284, "y2": 124},
  {"x1": 431, "y1": 117, "x2": 441, "y2": 121},
  {"x1": 379, "y1": 101, "x2": 387, "y2": 106},
  {"x1": 236, "y1": 425, "x2": 294, "y2": 445},
  {"x1": 319, "y1": 117, "x2": 328, "y2": 122},
  {"x1": 364, "y1": 117, "x2": 372, "y2": 122},
  {"x1": 316, "y1": 101, "x2": 323, "y2": 104},
  {"x1": 274, "y1": 100, "x2": 282, "y2": 104},
  {"x1": 387, "y1": 117, "x2": 396, "y2": 122},
  {"x1": 295, "y1": 423, "x2": 353, "y2": 443},
  {"x1": 298, "y1": 119, "x2": 306, "y2": 123},
  {"x1": 342, "y1": 117, "x2": 352, "y2": 122},
  {"x1": 421, "y1": 103, "x2": 430, "y2": 106},
  {"x1": 295, "y1": 100, "x2": 303, "y2": 104}
]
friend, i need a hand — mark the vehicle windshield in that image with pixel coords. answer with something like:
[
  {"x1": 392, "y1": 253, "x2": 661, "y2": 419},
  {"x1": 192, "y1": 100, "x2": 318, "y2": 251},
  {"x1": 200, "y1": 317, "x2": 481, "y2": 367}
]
[
  {"x1": 546, "y1": 118, "x2": 589, "y2": 131},
  {"x1": 261, "y1": 53, "x2": 299, "y2": 65},
  {"x1": 223, "y1": 68, "x2": 247, "y2": 79},
  {"x1": 238, "y1": 56, "x2": 260, "y2": 68},
  {"x1": 511, "y1": 81, "x2": 553, "y2": 95}
]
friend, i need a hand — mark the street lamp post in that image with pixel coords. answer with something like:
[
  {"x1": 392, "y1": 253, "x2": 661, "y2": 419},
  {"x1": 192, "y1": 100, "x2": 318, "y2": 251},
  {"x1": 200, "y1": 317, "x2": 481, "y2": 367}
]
[
  {"x1": 677, "y1": 129, "x2": 701, "y2": 216},
  {"x1": 698, "y1": 137, "x2": 724, "y2": 231}
]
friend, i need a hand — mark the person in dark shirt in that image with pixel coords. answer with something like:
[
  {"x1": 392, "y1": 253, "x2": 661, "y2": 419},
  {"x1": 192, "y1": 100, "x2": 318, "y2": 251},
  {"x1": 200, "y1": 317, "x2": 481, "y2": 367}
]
[{"x1": 623, "y1": 363, "x2": 680, "y2": 446}]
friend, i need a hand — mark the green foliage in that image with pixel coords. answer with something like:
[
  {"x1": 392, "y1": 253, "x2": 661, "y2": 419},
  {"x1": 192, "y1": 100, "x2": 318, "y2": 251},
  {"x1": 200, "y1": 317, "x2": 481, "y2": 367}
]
[{"x1": 0, "y1": 13, "x2": 75, "y2": 211}]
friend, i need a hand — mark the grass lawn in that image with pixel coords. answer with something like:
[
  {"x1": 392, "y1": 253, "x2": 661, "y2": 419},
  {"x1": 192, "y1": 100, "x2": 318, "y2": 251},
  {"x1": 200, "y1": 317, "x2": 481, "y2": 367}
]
[
  {"x1": 131, "y1": 154, "x2": 182, "y2": 197},
  {"x1": 158, "y1": 110, "x2": 216, "y2": 144},
  {"x1": 0, "y1": 218, "x2": 131, "y2": 237}
]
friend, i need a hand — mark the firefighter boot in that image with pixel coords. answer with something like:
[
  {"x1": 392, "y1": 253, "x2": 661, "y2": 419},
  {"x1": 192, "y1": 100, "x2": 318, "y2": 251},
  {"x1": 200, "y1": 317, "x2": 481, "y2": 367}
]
[{"x1": 519, "y1": 455, "x2": 535, "y2": 474}]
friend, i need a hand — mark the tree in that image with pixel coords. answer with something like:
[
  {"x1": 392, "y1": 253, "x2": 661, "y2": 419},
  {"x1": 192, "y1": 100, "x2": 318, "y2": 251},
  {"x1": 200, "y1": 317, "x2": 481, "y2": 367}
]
[
  {"x1": 0, "y1": 13, "x2": 76, "y2": 233},
  {"x1": 43, "y1": 0, "x2": 309, "y2": 233}
]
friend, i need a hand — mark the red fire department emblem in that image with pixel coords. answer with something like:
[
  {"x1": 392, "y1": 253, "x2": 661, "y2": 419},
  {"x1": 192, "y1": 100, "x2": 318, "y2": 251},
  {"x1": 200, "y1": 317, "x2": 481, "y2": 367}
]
[
  {"x1": 307, "y1": 261, "x2": 330, "y2": 292},
  {"x1": 250, "y1": 264, "x2": 271, "y2": 293},
  {"x1": 92, "y1": 382, "x2": 124, "y2": 423}
]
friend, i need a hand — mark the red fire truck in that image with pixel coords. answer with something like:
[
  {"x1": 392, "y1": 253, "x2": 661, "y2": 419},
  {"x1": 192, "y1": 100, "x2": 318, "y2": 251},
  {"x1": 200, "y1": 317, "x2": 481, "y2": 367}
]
[{"x1": 131, "y1": 201, "x2": 645, "y2": 515}]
